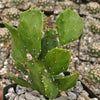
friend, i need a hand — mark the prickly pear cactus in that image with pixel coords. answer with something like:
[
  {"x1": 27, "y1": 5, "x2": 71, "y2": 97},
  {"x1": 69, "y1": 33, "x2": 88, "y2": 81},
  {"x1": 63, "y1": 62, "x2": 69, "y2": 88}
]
[
  {"x1": 88, "y1": 41, "x2": 100, "y2": 58},
  {"x1": 86, "y1": 2, "x2": 100, "y2": 14},
  {"x1": 90, "y1": 20, "x2": 100, "y2": 34},
  {"x1": 0, "y1": 28, "x2": 10, "y2": 42},
  {"x1": 56, "y1": 9, "x2": 84, "y2": 45},
  {"x1": 5, "y1": 9, "x2": 84, "y2": 99},
  {"x1": 88, "y1": 65, "x2": 100, "y2": 84}
]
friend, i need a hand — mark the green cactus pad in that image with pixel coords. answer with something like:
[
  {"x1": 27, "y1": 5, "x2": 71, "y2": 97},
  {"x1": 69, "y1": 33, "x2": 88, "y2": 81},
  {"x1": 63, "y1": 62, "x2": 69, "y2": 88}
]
[
  {"x1": 26, "y1": 61, "x2": 45, "y2": 94},
  {"x1": 44, "y1": 48, "x2": 71, "y2": 75},
  {"x1": 7, "y1": 73, "x2": 30, "y2": 87},
  {"x1": 18, "y1": 9, "x2": 43, "y2": 59},
  {"x1": 56, "y1": 9, "x2": 84, "y2": 45},
  {"x1": 54, "y1": 72, "x2": 79, "y2": 91},
  {"x1": 4, "y1": 21, "x2": 27, "y2": 63},
  {"x1": 39, "y1": 29, "x2": 58, "y2": 60},
  {"x1": 42, "y1": 71, "x2": 58, "y2": 99},
  {"x1": 16, "y1": 63, "x2": 28, "y2": 75}
]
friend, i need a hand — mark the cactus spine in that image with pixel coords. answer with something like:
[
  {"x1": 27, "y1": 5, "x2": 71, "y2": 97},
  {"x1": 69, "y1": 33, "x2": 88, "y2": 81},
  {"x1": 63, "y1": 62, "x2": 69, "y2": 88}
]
[
  {"x1": 86, "y1": 2, "x2": 100, "y2": 14},
  {"x1": 90, "y1": 20, "x2": 100, "y2": 34},
  {"x1": 88, "y1": 41, "x2": 100, "y2": 58},
  {"x1": 88, "y1": 66, "x2": 100, "y2": 84}
]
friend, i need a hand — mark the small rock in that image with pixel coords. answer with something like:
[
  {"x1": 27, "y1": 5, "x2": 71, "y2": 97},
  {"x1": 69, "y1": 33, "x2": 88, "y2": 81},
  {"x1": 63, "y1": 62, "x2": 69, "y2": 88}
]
[
  {"x1": 78, "y1": 94, "x2": 91, "y2": 100},
  {"x1": 4, "y1": 60, "x2": 8, "y2": 66},
  {"x1": 16, "y1": 85, "x2": 26, "y2": 95},
  {"x1": 31, "y1": 90, "x2": 40, "y2": 97},
  {"x1": 81, "y1": 90, "x2": 89, "y2": 96},
  {"x1": 91, "y1": 98, "x2": 98, "y2": 100},
  {"x1": 9, "y1": 93, "x2": 16, "y2": 100},
  {"x1": 77, "y1": 95, "x2": 85, "y2": 100},
  {"x1": 8, "y1": 87, "x2": 15, "y2": 93},
  {"x1": 53, "y1": 96, "x2": 68, "y2": 100},
  {"x1": 5, "y1": 93, "x2": 16, "y2": 100},
  {"x1": 5, "y1": 93, "x2": 12, "y2": 99},
  {"x1": 74, "y1": 81, "x2": 83, "y2": 93},
  {"x1": 25, "y1": 92, "x2": 40, "y2": 100},
  {"x1": 19, "y1": 94, "x2": 26, "y2": 100},
  {"x1": 40, "y1": 95, "x2": 46, "y2": 100},
  {"x1": 14, "y1": 96, "x2": 19, "y2": 100},
  {"x1": 67, "y1": 92, "x2": 77, "y2": 100}
]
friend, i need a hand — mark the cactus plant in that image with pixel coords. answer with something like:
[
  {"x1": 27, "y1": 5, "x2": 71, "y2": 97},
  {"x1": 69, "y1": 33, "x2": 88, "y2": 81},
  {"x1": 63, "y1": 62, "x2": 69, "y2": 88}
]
[
  {"x1": 61, "y1": 1, "x2": 74, "y2": 10},
  {"x1": 86, "y1": 2, "x2": 100, "y2": 14},
  {"x1": 0, "y1": 28, "x2": 10, "y2": 42},
  {"x1": 88, "y1": 41, "x2": 100, "y2": 58},
  {"x1": 90, "y1": 20, "x2": 100, "y2": 34},
  {"x1": 4, "y1": 8, "x2": 84, "y2": 99},
  {"x1": 12, "y1": 0, "x2": 24, "y2": 6},
  {"x1": 88, "y1": 65, "x2": 100, "y2": 84},
  {"x1": 2, "y1": 8, "x2": 21, "y2": 20}
]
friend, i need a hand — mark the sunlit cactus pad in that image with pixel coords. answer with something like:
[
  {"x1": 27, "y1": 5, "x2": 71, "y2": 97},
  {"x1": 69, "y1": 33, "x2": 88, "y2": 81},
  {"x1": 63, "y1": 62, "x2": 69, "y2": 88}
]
[
  {"x1": 86, "y1": 2, "x2": 100, "y2": 14},
  {"x1": 88, "y1": 41, "x2": 100, "y2": 58}
]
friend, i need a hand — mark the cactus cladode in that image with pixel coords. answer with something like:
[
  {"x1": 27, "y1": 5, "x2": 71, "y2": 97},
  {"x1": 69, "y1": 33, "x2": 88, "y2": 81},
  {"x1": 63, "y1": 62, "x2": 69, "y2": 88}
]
[
  {"x1": 88, "y1": 41, "x2": 100, "y2": 58},
  {"x1": 90, "y1": 20, "x2": 100, "y2": 34},
  {"x1": 4, "y1": 9, "x2": 84, "y2": 99},
  {"x1": 86, "y1": 2, "x2": 100, "y2": 14}
]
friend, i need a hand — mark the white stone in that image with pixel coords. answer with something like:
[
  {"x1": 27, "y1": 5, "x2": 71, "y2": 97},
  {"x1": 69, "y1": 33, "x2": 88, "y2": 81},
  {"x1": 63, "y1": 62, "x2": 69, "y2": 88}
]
[
  {"x1": 77, "y1": 95, "x2": 85, "y2": 100},
  {"x1": 5, "y1": 93, "x2": 12, "y2": 99},
  {"x1": 8, "y1": 87, "x2": 15, "y2": 93},
  {"x1": 8, "y1": 93, "x2": 16, "y2": 100},
  {"x1": 53, "y1": 96, "x2": 68, "y2": 100},
  {"x1": 74, "y1": 81, "x2": 83, "y2": 93},
  {"x1": 91, "y1": 98, "x2": 98, "y2": 100},
  {"x1": 25, "y1": 92, "x2": 40, "y2": 100},
  {"x1": 31, "y1": 90, "x2": 40, "y2": 97},
  {"x1": 40, "y1": 95, "x2": 46, "y2": 100},
  {"x1": 81, "y1": 90, "x2": 89, "y2": 96},
  {"x1": 14, "y1": 96, "x2": 19, "y2": 100},
  {"x1": 4, "y1": 60, "x2": 8, "y2": 65},
  {"x1": 16, "y1": 85, "x2": 26, "y2": 95},
  {"x1": 19, "y1": 94, "x2": 26, "y2": 100},
  {"x1": 67, "y1": 92, "x2": 77, "y2": 100}
]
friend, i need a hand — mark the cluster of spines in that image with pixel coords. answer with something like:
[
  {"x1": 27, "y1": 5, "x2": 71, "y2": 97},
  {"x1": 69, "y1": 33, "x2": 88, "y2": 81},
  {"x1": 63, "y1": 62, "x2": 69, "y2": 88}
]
[
  {"x1": 61, "y1": 1, "x2": 74, "y2": 10},
  {"x1": 5, "y1": 8, "x2": 20, "y2": 20},
  {"x1": 12, "y1": 0, "x2": 24, "y2": 6},
  {"x1": 0, "y1": 28, "x2": 10, "y2": 42},
  {"x1": 86, "y1": 2, "x2": 100, "y2": 14},
  {"x1": 88, "y1": 66, "x2": 100, "y2": 84},
  {"x1": 88, "y1": 42, "x2": 100, "y2": 58},
  {"x1": 90, "y1": 20, "x2": 100, "y2": 34}
]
